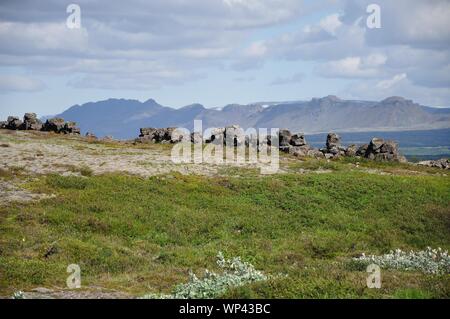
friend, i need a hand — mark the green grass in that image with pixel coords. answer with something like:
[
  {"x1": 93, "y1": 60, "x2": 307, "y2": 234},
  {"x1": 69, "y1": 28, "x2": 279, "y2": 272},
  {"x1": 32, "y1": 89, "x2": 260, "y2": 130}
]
[{"x1": 0, "y1": 169, "x2": 449, "y2": 298}]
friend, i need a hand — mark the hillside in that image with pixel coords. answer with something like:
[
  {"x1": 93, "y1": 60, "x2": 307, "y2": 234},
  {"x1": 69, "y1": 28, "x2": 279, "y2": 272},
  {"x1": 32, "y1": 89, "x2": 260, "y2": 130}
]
[
  {"x1": 0, "y1": 130, "x2": 449, "y2": 299},
  {"x1": 51, "y1": 96, "x2": 450, "y2": 139}
]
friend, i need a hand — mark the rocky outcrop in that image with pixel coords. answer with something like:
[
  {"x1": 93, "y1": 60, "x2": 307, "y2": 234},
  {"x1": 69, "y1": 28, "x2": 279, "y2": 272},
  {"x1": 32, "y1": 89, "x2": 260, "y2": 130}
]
[
  {"x1": 320, "y1": 133, "x2": 347, "y2": 158},
  {"x1": 1, "y1": 113, "x2": 80, "y2": 135},
  {"x1": 42, "y1": 118, "x2": 65, "y2": 133},
  {"x1": 42, "y1": 118, "x2": 80, "y2": 134},
  {"x1": 345, "y1": 144, "x2": 358, "y2": 157},
  {"x1": 418, "y1": 158, "x2": 449, "y2": 170},
  {"x1": 225, "y1": 125, "x2": 245, "y2": 146},
  {"x1": 21, "y1": 113, "x2": 42, "y2": 131},
  {"x1": 134, "y1": 126, "x2": 408, "y2": 163},
  {"x1": 273, "y1": 130, "x2": 320, "y2": 158},
  {"x1": 136, "y1": 127, "x2": 185, "y2": 144},
  {"x1": 63, "y1": 122, "x2": 81, "y2": 135},
  {"x1": 6, "y1": 116, "x2": 23, "y2": 130},
  {"x1": 85, "y1": 132, "x2": 97, "y2": 139},
  {"x1": 363, "y1": 138, "x2": 407, "y2": 162}
]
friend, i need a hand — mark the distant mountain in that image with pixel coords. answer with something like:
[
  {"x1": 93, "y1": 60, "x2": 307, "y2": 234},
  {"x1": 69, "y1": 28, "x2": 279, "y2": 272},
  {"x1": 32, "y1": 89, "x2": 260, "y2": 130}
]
[{"x1": 53, "y1": 95, "x2": 450, "y2": 139}]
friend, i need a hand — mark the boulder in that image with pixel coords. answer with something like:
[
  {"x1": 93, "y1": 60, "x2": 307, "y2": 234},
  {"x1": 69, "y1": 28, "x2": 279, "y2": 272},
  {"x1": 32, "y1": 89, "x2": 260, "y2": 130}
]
[
  {"x1": 21, "y1": 113, "x2": 42, "y2": 131},
  {"x1": 170, "y1": 128, "x2": 191, "y2": 143},
  {"x1": 225, "y1": 125, "x2": 245, "y2": 146},
  {"x1": 0, "y1": 121, "x2": 7, "y2": 129},
  {"x1": 62, "y1": 121, "x2": 80, "y2": 134},
  {"x1": 290, "y1": 145, "x2": 310, "y2": 157},
  {"x1": 6, "y1": 116, "x2": 22, "y2": 130},
  {"x1": 364, "y1": 138, "x2": 405, "y2": 162},
  {"x1": 368, "y1": 138, "x2": 384, "y2": 153},
  {"x1": 320, "y1": 133, "x2": 342, "y2": 158},
  {"x1": 85, "y1": 132, "x2": 97, "y2": 139},
  {"x1": 307, "y1": 149, "x2": 325, "y2": 159},
  {"x1": 279, "y1": 129, "x2": 292, "y2": 147},
  {"x1": 356, "y1": 144, "x2": 369, "y2": 156},
  {"x1": 326, "y1": 133, "x2": 341, "y2": 149},
  {"x1": 191, "y1": 132, "x2": 203, "y2": 144},
  {"x1": 418, "y1": 158, "x2": 449, "y2": 170},
  {"x1": 205, "y1": 127, "x2": 225, "y2": 144},
  {"x1": 290, "y1": 133, "x2": 306, "y2": 146},
  {"x1": 137, "y1": 127, "x2": 183, "y2": 144},
  {"x1": 345, "y1": 144, "x2": 358, "y2": 157},
  {"x1": 43, "y1": 118, "x2": 65, "y2": 133}
]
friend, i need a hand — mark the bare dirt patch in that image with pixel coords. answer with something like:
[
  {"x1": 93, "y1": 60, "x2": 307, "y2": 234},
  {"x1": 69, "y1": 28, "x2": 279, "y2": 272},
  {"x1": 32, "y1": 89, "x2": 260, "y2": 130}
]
[
  {"x1": 0, "y1": 130, "x2": 258, "y2": 178},
  {"x1": 0, "y1": 179, "x2": 55, "y2": 203}
]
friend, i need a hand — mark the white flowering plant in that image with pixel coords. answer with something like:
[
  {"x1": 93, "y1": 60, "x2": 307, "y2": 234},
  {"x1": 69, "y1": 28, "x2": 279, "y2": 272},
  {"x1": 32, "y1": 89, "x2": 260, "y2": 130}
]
[
  {"x1": 141, "y1": 252, "x2": 268, "y2": 299},
  {"x1": 352, "y1": 247, "x2": 450, "y2": 274},
  {"x1": 12, "y1": 291, "x2": 25, "y2": 299}
]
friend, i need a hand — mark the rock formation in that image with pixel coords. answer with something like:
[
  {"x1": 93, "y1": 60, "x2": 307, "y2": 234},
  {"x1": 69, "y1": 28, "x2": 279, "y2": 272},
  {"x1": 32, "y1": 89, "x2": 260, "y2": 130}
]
[
  {"x1": 1, "y1": 113, "x2": 80, "y2": 135},
  {"x1": 42, "y1": 118, "x2": 65, "y2": 133},
  {"x1": 363, "y1": 138, "x2": 407, "y2": 162},
  {"x1": 6, "y1": 116, "x2": 22, "y2": 130},
  {"x1": 21, "y1": 113, "x2": 42, "y2": 131},
  {"x1": 137, "y1": 127, "x2": 184, "y2": 144},
  {"x1": 418, "y1": 158, "x2": 449, "y2": 170},
  {"x1": 134, "y1": 126, "x2": 408, "y2": 163},
  {"x1": 320, "y1": 133, "x2": 346, "y2": 159}
]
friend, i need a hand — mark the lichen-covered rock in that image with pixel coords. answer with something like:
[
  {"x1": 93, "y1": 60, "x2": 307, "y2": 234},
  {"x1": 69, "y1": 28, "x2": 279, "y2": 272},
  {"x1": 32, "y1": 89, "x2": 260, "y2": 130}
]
[
  {"x1": 326, "y1": 133, "x2": 341, "y2": 149},
  {"x1": 368, "y1": 138, "x2": 385, "y2": 153},
  {"x1": 307, "y1": 149, "x2": 325, "y2": 159},
  {"x1": 137, "y1": 127, "x2": 182, "y2": 144},
  {"x1": 321, "y1": 132, "x2": 342, "y2": 158},
  {"x1": 205, "y1": 127, "x2": 225, "y2": 144},
  {"x1": 43, "y1": 118, "x2": 65, "y2": 133},
  {"x1": 191, "y1": 132, "x2": 203, "y2": 144},
  {"x1": 290, "y1": 145, "x2": 310, "y2": 157},
  {"x1": 6, "y1": 116, "x2": 22, "y2": 130},
  {"x1": 418, "y1": 158, "x2": 449, "y2": 170},
  {"x1": 225, "y1": 125, "x2": 245, "y2": 146},
  {"x1": 85, "y1": 132, "x2": 97, "y2": 139},
  {"x1": 356, "y1": 144, "x2": 369, "y2": 156},
  {"x1": 62, "y1": 121, "x2": 80, "y2": 134},
  {"x1": 279, "y1": 129, "x2": 292, "y2": 147},
  {"x1": 345, "y1": 144, "x2": 358, "y2": 157},
  {"x1": 290, "y1": 133, "x2": 306, "y2": 146},
  {"x1": 20, "y1": 113, "x2": 43, "y2": 131},
  {"x1": 364, "y1": 138, "x2": 405, "y2": 162}
]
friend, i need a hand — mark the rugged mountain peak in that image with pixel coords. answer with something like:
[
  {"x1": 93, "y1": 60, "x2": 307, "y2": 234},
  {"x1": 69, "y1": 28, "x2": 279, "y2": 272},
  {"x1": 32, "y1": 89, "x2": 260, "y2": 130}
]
[
  {"x1": 311, "y1": 95, "x2": 342, "y2": 106},
  {"x1": 323, "y1": 95, "x2": 342, "y2": 102},
  {"x1": 143, "y1": 98, "x2": 160, "y2": 105},
  {"x1": 181, "y1": 103, "x2": 205, "y2": 110},
  {"x1": 381, "y1": 96, "x2": 410, "y2": 104}
]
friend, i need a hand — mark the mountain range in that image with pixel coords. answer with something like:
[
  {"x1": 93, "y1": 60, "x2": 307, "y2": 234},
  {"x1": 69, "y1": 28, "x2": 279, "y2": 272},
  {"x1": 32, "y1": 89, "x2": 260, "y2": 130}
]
[{"x1": 52, "y1": 95, "x2": 450, "y2": 139}]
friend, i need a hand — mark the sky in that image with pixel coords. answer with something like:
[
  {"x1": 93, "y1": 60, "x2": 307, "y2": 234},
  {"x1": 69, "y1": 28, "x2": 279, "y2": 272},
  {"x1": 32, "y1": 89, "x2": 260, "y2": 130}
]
[{"x1": 0, "y1": 0, "x2": 449, "y2": 119}]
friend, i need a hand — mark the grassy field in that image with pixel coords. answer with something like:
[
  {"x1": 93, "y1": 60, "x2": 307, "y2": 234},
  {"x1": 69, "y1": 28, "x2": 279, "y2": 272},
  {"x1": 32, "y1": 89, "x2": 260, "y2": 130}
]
[{"x1": 0, "y1": 154, "x2": 449, "y2": 298}]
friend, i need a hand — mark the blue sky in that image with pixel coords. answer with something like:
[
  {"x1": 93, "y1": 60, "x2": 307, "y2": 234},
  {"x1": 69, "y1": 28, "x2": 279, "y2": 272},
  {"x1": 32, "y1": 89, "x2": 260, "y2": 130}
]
[{"x1": 0, "y1": 0, "x2": 449, "y2": 119}]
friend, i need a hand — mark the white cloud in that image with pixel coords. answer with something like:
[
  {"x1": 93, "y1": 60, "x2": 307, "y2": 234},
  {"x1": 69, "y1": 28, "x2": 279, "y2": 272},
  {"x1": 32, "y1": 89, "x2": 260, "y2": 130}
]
[
  {"x1": 342, "y1": 75, "x2": 450, "y2": 107},
  {"x1": 0, "y1": 75, "x2": 45, "y2": 92},
  {"x1": 0, "y1": 0, "x2": 306, "y2": 91},
  {"x1": 270, "y1": 73, "x2": 304, "y2": 85},
  {"x1": 375, "y1": 73, "x2": 407, "y2": 90},
  {"x1": 244, "y1": 41, "x2": 268, "y2": 58},
  {"x1": 317, "y1": 54, "x2": 387, "y2": 78},
  {"x1": 318, "y1": 14, "x2": 343, "y2": 35}
]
